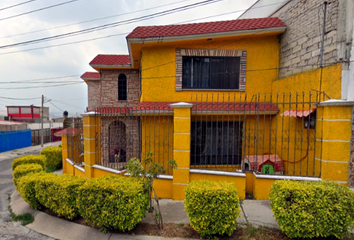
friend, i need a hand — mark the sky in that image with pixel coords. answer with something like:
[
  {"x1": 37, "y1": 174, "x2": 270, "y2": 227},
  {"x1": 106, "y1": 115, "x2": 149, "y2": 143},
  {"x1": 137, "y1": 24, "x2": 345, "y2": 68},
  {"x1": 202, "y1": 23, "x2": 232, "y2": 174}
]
[{"x1": 0, "y1": 0, "x2": 257, "y2": 118}]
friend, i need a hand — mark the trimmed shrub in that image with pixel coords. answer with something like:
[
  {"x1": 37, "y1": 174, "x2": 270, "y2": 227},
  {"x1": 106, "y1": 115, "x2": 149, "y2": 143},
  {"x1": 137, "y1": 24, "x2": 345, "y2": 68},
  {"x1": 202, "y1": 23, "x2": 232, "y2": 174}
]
[
  {"x1": 35, "y1": 174, "x2": 86, "y2": 219},
  {"x1": 184, "y1": 180, "x2": 240, "y2": 238},
  {"x1": 12, "y1": 155, "x2": 46, "y2": 171},
  {"x1": 40, "y1": 146, "x2": 62, "y2": 170},
  {"x1": 13, "y1": 163, "x2": 43, "y2": 187},
  {"x1": 270, "y1": 180, "x2": 354, "y2": 239},
  {"x1": 17, "y1": 172, "x2": 47, "y2": 210},
  {"x1": 77, "y1": 175, "x2": 149, "y2": 233}
]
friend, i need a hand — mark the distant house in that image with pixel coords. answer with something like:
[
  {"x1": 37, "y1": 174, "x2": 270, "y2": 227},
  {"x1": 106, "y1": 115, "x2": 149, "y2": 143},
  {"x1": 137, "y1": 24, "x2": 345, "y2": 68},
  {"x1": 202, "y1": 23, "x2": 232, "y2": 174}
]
[{"x1": 6, "y1": 106, "x2": 49, "y2": 123}]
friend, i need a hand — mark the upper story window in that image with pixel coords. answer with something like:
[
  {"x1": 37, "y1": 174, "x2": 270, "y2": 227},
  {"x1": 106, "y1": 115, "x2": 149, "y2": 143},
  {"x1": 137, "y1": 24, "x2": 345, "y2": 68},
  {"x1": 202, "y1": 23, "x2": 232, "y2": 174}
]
[
  {"x1": 176, "y1": 49, "x2": 246, "y2": 91},
  {"x1": 182, "y1": 56, "x2": 240, "y2": 89},
  {"x1": 118, "y1": 74, "x2": 127, "y2": 101}
]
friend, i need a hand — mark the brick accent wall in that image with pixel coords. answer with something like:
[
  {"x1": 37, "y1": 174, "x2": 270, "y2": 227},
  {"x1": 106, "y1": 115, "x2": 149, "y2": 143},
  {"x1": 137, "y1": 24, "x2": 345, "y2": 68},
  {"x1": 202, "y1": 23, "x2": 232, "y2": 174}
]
[
  {"x1": 101, "y1": 117, "x2": 140, "y2": 164},
  {"x1": 175, "y1": 48, "x2": 246, "y2": 91},
  {"x1": 87, "y1": 81, "x2": 100, "y2": 111},
  {"x1": 271, "y1": 0, "x2": 340, "y2": 78},
  {"x1": 350, "y1": 106, "x2": 354, "y2": 187}
]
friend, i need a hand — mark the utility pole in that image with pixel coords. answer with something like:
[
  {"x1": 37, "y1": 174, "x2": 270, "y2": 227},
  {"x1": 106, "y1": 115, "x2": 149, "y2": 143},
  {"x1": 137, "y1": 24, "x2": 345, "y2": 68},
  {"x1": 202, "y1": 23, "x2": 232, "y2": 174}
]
[
  {"x1": 41, "y1": 95, "x2": 44, "y2": 147},
  {"x1": 319, "y1": 1, "x2": 327, "y2": 68}
]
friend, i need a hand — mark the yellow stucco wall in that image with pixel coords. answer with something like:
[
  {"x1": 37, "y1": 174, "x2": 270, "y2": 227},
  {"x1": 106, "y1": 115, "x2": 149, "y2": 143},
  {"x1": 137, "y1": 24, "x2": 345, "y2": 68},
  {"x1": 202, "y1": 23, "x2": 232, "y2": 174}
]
[
  {"x1": 74, "y1": 167, "x2": 86, "y2": 178},
  {"x1": 140, "y1": 35, "x2": 280, "y2": 102},
  {"x1": 153, "y1": 178, "x2": 173, "y2": 199},
  {"x1": 252, "y1": 176, "x2": 277, "y2": 200},
  {"x1": 271, "y1": 63, "x2": 342, "y2": 99},
  {"x1": 141, "y1": 116, "x2": 174, "y2": 175},
  {"x1": 66, "y1": 162, "x2": 74, "y2": 176},
  {"x1": 190, "y1": 173, "x2": 246, "y2": 199}
]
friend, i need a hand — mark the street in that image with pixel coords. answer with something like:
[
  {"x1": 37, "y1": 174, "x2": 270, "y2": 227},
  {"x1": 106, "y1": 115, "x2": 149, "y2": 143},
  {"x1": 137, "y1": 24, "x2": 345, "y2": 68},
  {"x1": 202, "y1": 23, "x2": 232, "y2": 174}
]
[{"x1": 0, "y1": 149, "x2": 55, "y2": 240}]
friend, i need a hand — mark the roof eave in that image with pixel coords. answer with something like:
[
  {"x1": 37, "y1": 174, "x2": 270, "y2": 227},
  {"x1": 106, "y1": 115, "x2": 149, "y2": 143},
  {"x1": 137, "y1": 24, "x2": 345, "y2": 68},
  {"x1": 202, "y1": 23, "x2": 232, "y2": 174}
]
[
  {"x1": 90, "y1": 64, "x2": 134, "y2": 71},
  {"x1": 127, "y1": 26, "x2": 286, "y2": 44},
  {"x1": 81, "y1": 77, "x2": 100, "y2": 81}
]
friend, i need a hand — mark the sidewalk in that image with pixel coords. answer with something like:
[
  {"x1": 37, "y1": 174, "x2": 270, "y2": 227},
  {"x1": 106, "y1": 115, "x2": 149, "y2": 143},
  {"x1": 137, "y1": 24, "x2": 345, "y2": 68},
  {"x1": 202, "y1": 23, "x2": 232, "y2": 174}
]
[
  {"x1": 0, "y1": 141, "x2": 62, "y2": 162},
  {"x1": 10, "y1": 190, "x2": 279, "y2": 240}
]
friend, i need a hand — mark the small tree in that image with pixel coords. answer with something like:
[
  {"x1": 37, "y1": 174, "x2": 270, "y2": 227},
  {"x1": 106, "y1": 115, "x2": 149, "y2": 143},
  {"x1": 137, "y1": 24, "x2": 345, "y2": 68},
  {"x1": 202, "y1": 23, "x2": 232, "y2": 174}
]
[{"x1": 126, "y1": 152, "x2": 177, "y2": 229}]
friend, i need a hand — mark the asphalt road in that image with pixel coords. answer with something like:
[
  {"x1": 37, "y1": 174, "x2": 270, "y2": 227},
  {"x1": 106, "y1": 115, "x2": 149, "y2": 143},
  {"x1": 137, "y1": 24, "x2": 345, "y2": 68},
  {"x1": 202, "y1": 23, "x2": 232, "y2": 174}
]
[{"x1": 0, "y1": 150, "x2": 55, "y2": 240}]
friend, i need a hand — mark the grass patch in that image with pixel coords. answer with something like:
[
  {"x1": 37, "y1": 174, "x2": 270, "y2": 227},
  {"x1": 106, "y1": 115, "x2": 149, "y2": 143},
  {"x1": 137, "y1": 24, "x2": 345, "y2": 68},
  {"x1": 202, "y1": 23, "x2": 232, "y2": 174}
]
[{"x1": 8, "y1": 207, "x2": 34, "y2": 226}]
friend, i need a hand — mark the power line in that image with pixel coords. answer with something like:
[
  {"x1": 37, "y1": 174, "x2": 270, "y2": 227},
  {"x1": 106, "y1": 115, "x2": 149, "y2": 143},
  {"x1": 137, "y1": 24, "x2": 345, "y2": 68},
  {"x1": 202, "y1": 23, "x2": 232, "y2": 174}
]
[
  {"x1": 0, "y1": 32, "x2": 129, "y2": 56},
  {"x1": 51, "y1": 99, "x2": 84, "y2": 110},
  {"x1": 0, "y1": 96, "x2": 40, "y2": 100},
  {"x1": 0, "y1": 0, "x2": 81, "y2": 22},
  {"x1": 0, "y1": 82, "x2": 84, "y2": 89},
  {"x1": 0, "y1": 0, "x2": 193, "y2": 39},
  {"x1": 0, "y1": 0, "x2": 225, "y2": 50},
  {"x1": 0, "y1": 1, "x2": 310, "y2": 56},
  {"x1": 0, "y1": 0, "x2": 37, "y2": 12},
  {"x1": 140, "y1": 2, "x2": 324, "y2": 73},
  {"x1": 48, "y1": 101, "x2": 64, "y2": 112},
  {"x1": 0, "y1": 75, "x2": 80, "y2": 83}
]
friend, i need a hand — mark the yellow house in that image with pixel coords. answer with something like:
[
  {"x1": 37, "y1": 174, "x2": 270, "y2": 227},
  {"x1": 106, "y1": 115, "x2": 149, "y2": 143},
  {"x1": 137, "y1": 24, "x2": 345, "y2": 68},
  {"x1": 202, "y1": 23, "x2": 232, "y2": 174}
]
[{"x1": 62, "y1": 16, "x2": 353, "y2": 200}]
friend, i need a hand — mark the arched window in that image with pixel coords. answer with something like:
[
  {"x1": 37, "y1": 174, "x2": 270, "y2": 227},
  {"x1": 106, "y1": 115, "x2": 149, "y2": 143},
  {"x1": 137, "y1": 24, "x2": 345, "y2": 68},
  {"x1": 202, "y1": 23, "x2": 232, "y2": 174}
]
[{"x1": 118, "y1": 74, "x2": 127, "y2": 101}]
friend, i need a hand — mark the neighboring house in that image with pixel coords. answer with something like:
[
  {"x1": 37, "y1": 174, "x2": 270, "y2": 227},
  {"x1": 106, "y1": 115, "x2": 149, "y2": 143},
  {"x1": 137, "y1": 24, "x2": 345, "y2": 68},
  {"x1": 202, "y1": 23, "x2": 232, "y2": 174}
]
[
  {"x1": 6, "y1": 106, "x2": 50, "y2": 123},
  {"x1": 0, "y1": 120, "x2": 31, "y2": 153},
  {"x1": 65, "y1": 13, "x2": 353, "y2": 200},
  {"x1": 239, "y1": 0, "x2": 354, "y2": 190}
]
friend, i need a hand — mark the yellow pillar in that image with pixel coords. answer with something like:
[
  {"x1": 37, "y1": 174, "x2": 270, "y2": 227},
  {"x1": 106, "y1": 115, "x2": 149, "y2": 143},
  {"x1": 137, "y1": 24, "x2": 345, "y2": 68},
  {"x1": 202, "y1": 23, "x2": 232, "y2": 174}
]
[
  {"x1": 170, "y1": 102, "x2": 193, "y2": 200},
  {"x1": 315, "y1": 101, "x2": 353, "y2": 185},
  {"x1": 61, "y1": 136, "x2": 68, "y2": 174},
  {"x1": 82, "y1": 113, "x2": 98, "y2": 179}
]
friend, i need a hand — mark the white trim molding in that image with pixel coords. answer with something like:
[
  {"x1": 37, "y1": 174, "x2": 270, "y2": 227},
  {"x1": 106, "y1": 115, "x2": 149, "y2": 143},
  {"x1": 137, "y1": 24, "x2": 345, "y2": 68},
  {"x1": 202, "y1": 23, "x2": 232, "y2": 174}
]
[
  {"x1": 253, "y1": 172, "x2": 322, "y2": 181},
  {"x1": 190, "y1": 169, "x2": 246, "y2": 177},
  {"x1": 65, "y1": 158, "x2": 74, "y2": 166},
  {"x1": 74, "y1": 165, "x2": 85, "y2": 173},
  {"x1": 93, "y1": 164, "x2": 126, "y2": 175}
]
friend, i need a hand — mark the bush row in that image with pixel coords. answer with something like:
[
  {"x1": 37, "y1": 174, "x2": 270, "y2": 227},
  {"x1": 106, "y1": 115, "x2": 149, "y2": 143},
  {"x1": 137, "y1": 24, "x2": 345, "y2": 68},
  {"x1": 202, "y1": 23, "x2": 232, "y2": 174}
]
[
  {"x1": 40, "y1": 146, "x2": 62, "y2": 170},
  {"x1": 270, "y1": 180, "x2": 354, "y2": 239},
  {"x1": 13, "y1": 163, "x2": 43, "y2": 187},
  {"x1": 12, "y1": 145, "x2": 63, "y2": 172},
  {"x1": 12, "y1": 155, "x2": 46, "y2": 171},
  {"x1": 184, "y1": 180, "x2": 240, "y2": 239},
  {"x1": 16, "y1": 172, "x2": 148, "y2": 231}
]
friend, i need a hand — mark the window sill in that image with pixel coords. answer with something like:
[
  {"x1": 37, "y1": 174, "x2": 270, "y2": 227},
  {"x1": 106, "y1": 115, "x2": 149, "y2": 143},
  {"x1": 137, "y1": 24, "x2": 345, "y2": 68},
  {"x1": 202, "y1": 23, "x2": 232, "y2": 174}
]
[{"x1": 178, "y1": 89, "x2": 245, "y2": 92}]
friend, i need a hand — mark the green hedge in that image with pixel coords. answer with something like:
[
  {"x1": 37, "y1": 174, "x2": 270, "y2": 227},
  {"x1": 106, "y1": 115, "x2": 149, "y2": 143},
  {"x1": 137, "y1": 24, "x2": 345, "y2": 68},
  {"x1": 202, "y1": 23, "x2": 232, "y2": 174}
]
[
  {"x1": 77, "y1": 175, "x2": 149, "y2": 233},
  {"x1": 12, "y1": 155, "x2": 46, "y2": 171},
  {"x1": 13, "y1": 163, "x2": 43, "y2": 187},
  {"x1": 17, "y1": 172, "x2": 47, "y2": 210},
  {"x1": 40, "y1": 146, "x2": 62, "y2": 170},
  {"x1": 35, "y1": 174, "x2": 86, "y2": 219},
  {"x1": 270, "y1": 180, "x2": 354, "y2": 239},
  {"x1": 184, "y1": 180, "x2": 240, "y2": 238}
]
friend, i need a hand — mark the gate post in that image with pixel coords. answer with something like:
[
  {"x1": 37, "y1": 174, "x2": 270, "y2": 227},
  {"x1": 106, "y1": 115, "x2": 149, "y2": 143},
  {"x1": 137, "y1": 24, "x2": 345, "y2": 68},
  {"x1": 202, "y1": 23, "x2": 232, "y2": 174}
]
[
  {"x1": 316, "y1": 100, "x2": 354, "y2": 185},
  {"x1": 170, "y1": 102, "x2": 193, "y2": 200},
  {"x1": 61, "y1": 136, "x2": 68, "y2": 174},
  {"x1": 82, "y1": 113, "x2": 98, "y2": 179}
]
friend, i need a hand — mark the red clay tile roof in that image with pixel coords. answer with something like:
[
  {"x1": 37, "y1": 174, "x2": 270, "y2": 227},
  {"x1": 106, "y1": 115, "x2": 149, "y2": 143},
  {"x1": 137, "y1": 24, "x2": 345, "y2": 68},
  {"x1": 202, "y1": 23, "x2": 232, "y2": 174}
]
[
  {"x1": 88, "y1": 102, "x2": 278, "y2": 114},
  {"x1": 131, "y1": 102, "x2": 279, "y2": 112},
  {"x1": 127, "y1": 17, "x2": 286, "y2": 38},
  {"x1": 89, "y1": 55, "x2": 131, "y2": 65},
  {"x1": 81, "y1": 72, "x2": 100, "y2": 80},
  {"x1": 54, "y1": 127, "x2": 82, "y2": 136},
  {"x1": 95, "y1": 107, "x2": 130, "y2": 114}
]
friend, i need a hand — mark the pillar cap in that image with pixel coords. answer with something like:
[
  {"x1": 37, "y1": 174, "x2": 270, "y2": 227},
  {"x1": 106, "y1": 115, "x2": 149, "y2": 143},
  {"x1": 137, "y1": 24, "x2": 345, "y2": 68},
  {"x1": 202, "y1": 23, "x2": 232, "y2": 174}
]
[
  {"x1": 317, "y1": 99, "x2": 354, "y2": 107},
  {"x1": 81, "y1": 112, "x2": 96, "y2": 117},
  {"x1": 169, "y1": 102, "x2": 194, "y2": 109}
]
